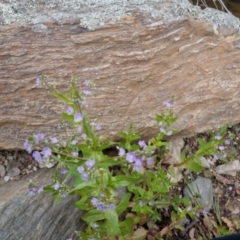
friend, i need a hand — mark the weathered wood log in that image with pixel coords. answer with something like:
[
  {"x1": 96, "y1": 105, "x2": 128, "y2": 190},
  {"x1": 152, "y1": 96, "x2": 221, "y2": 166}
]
[{"x1": 1, "y1": 0, "x2": 240, "y2": 149}]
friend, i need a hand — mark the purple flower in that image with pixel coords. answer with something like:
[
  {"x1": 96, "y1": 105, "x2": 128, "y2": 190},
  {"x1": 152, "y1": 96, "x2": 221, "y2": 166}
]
[
  {"x1": 214, "y1": 154, "x2": 220, "y2": 160},
  {"x1": 91, "y1": 197, "x2": 99, "y2": 206},
  {"x1": 139, "y1": 201, "x2": 144, "y2": 206},
  {"x1": 215, "y1": 134, "x2": 222, "y2": 140},
  {"x1": 225, "y1": 139, "x2": 231, "y2": 145},
  {"x1": 60, "y1": 168, "x2": 68, "y2": 175},
  {"x1": 28, "y1": 188, "x2": 36, "y2": 197},
  {"x1": 147, "y1": 157, "x2": 154, "y2": 166},
  {"x1": 32, "y1": 151, "x2": 42, "y2": 163},
  {"x1": 133, "y1": 159, "x2": 144, "y2": 172},
  {"x1": 86, "y1": 159, "x2": 95, "y2": 169},
  {"x1": 34, "y1": 133, "x2": 45, "y2": 143},
  {"x1": 148, "y1": 201, "x2": 154, "y2": 206},
  {"x1": 81, "y1": 134, "x2": 87, "y2": 139},
  {"x1": 71, "y1": 140, "x2": 77, "y2": 145},
  {"x1": 53, "y1": 182, "x2": 60, "y2": 190},
  {"x1": 37, "y1": 186, "x2": 44, "y2": 193},
  {"x1": 60, "y1": 192, "x2": 68, "y2": 198},
  {"x1": 42, "y1": 147, "x2": 52, "y2": 158},
  {"x1": 83, "y1": 79, "x2": 91, "y2": 86},
  {"x1": 74, "y1": 113, "x2": 83, "y2": 123},
  {"x1": 163, "y1": 99, "x2": 173, "y2": 108},
  {"x1": 218, "y1": 146, "x2": 225, "y2": 151},
  {"x1": 36, "y1": 77, "x2": 41, "y2": 85},
  {"x1": 24, "y1": 140, "x2": 32, "y2": 154},
  {"x1": 160, "y1": 127, "x2": 166, "y2": 133},
  {"x1": 166, "y1": 130, "x2": 173, "y2": 136},
  {"x1": 49, "y1": 136, "x2": 58, "y2": 144},
  {"x1": 83, "y1": 87, "x2": 91, "y2": 95},
  {"x1": 66, "y1": 106, "x2": 74, "y2": 115},
  {"x1": 96, "y1": 124, "x2": 102, "y2": 131},
  {"x1": 77, "y1": 166, "x2": 85, "y2": 174},
  {"x1": 126, "y1": 152, "x2": 136, "y2": 163},
  {"x1": 71, "y1": 151, "x2": 78, "y2": 157},
  {"x1": 138, "y1": 140, "x2": 147, "y2": 148},
  {"x1": 77, "y1": 126, "x2": 82, "y2": 133},
  {"x1": 78, "y1": 100, "x2": 88, "y2": 108},
  {"x1": 81, "y1": 172, "x2": 89, "y2": 181},
  {"x1": 118, "y1": 148, "x2": 126, "y2": 157},
  {"x1": 91, "y1": 223, "x2": 99, "y2": 228}
]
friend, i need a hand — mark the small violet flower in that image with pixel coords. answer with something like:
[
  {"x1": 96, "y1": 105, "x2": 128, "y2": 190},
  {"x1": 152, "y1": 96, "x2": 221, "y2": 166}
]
[
  {"x1": 218, "y1": 146, "x2": 225, "y2": 151},
  {"x1": 118, "y1": 147, "x2": 126, "y2": 157},
  {"x1": 77, "y1": 126, "x2": 82, "y2": 133},
  {"x1": 215, "y1": 134, "x2": 222, "y2": 140},
  {"x1": 24, "y1": 140, "x2": 32, "y2": 154},
  {"x1": 96, "y1": 124, "x2": 102, "y2": 131},
  {"x1": 36, "y1": 77, "x2": 41, "y2": 86},
  {"x1": 83, "y1": 79, "x2": 91, "y2": 86},
  {"x1": 126, "y1": 152, "x2": 136, "y2": 163},
  {"x1": 86, "y1": 159, "x2": 95, "y2": 169},
  {"x1": 60, "y1": 168, "x2": 68, "y2": 175},
  {"x1": 34, "y1": 133, "x2": 45, "y2": 143},
  {"x1": 49, "y1": 136, "x2": 58, "y2": 144},
  {"x1": 83, "y1": 87, "x2": 91, "y2": 95},
  {"x1": 138, "y1": 140, "x2": 147, "y2": 148},
  {"x1": 42, "y1": 147, "x2": 52, "y2": 158},
  {"x1": 166, "y1": 130, "x2": 173, "y2": 136},
  {"x1": 28, "y1": 188, "x2": 36, "y2": 197},
  {"x1": 77, "y1": 166, "x2": 85, "y2": 174},
  {"x1": 225, "y1": 139, "x2": 231, "y2": 145},
  {"x1": 66, "y1": 106, "x2": 74, "y2": 115},
  {"x1": 71, "y1": 151, "x2": 78, "y2": 157},
  {"x1": 74, "y1": 113, "x2": 83, "y2": 123},
  {"x1": 37, "y1": 186, "x2": 44, "y2": 193},
  {"x1": 163, "y1": 99, "x2": 173, "y2": 108},
  {"x1": 147, "y1": 157, "x2": 154, "y2": 167},
  {"x1": 81, "y1": 172, "x2": 89, "y2": 181},
  {"x1": 53, "y1": 182, "x2": 60, "y2": 190},
  {"x1": 71, "y1": 140, "x2": 77, "y2": 145},
  {"x1": 32, "y1": 151, "x2": 42, "y2": 163}
]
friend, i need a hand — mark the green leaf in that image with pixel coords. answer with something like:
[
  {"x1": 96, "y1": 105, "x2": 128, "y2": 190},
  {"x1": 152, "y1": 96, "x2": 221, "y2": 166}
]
[
  {"x1": 104, "y1": 209, "x2": 121, "y2": 236},
  {"x1": 81, "y1": 209, "x2": 105, "y2": 223},
  {"x1": 51, "y1": 92, "x2": 72, "y2": 105},
  {"x1": 183, "y1": 160, "x2": 204, "y2": 172},
  {"x1": 74, "y1": 196, "x2": 89, "y2": 210},
  {"x1": 116, "y1": 193, "x2": 131, "y2": 215},
  {"x1": 119, "y1": 217, "x2": 134, "y2": 237},
  {"x1": 68, "y1": 179, "x2": 96, "y2": 193},
  {"x1": 112, "y1": 175, "x2": 143, "y2": 188}
]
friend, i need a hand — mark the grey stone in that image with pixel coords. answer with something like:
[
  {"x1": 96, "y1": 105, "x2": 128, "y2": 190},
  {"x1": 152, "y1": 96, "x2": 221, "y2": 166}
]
[
  {"x1": 0, "y1": 165, "x2": 6, "y2": 178},
  {"x1": 7, "y1": 167, "x2": 20, "y2": 177},
  {"x1": 215, "y1": 160, "x2": 240, "y2": 176},
  {"x1": 0, "y1": 168, "x2": 84, "y2": 240},
  {"x1": 184, "y1": 176, "x2": 213, "y2": 210}
]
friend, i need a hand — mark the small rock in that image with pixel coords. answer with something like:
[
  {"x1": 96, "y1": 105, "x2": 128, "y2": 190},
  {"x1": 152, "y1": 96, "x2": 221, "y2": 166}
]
[
  {"x1": 0, "y1": 165, "x2": 6, "y2": 178},
  {"x1": 215, "y1": 160, "x2": 240, "y2": 176},
  {"x1": 33, "y1": 166, "x2": 37, "y2": 171},
  {"x1": 27, "y1": 164, "x2": 32, "y2": 170},
  {"x1": 14, "y1": 175, "x2": 21, "y2": 181},
  {"x1": 7, "y1": 155, "x2": 13, "y2": 161},
  {"x1": 4, "y1": 160, "x2": 8, "y2": 166},
  {"x1": 198, "y1": 157, "x2": 210, "y2": 169},
  {"x1": 4, "y1": 175, "x2": 10, "y2": 182},
  {"x1": 184, "y1": 176, "x2": 213, "y2": 210},
  {"x1": 18, "y1": 157, "x2": 25, "y2": 164},
  {"x1": 7, "y1": 167, "x2": 20, "y2": 177}
]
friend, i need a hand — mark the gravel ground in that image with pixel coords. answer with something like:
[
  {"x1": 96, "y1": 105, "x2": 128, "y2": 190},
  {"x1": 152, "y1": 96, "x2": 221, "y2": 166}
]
[{"x1": 0, "y1": 150, "x2": 39, "y2": 186}]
